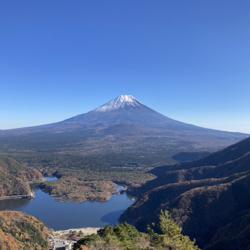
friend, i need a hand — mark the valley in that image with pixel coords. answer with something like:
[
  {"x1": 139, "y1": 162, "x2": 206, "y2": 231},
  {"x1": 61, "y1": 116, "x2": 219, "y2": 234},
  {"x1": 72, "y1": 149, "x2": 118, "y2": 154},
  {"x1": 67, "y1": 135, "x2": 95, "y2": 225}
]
[
  {"x1": 0, "y1": 95, "x2": 249, "y2": 250},
  {"x1": 0, "y1": 180, "x2": 134, "y2": 230},
  {"x1": 1, "y1": 0, "x2": 249, "y2": 248},
  {"x1": 0, "y1": 95, "x2": 246, "y2": 204}
]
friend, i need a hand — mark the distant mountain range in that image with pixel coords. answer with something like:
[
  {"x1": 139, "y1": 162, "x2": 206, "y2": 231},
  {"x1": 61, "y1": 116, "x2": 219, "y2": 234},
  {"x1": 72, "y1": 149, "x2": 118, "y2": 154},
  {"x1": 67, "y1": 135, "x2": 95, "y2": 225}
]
[
  {"x1": 0, "y1": 95, "x2": 248, "y2": 168},
  {"x1": 121, "y1": 137, "x2": 250, "y2": 250}
]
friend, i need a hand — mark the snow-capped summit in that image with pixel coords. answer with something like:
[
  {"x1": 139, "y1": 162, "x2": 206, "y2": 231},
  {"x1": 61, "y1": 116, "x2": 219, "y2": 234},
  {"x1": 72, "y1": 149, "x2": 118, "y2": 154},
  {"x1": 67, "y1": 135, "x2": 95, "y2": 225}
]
[
  {"x1": 1, "y1": 94, "x2": 246, "y2": 157},
  {"x1": 95, "y1": 95, "x2": 141, "y2": 112}
]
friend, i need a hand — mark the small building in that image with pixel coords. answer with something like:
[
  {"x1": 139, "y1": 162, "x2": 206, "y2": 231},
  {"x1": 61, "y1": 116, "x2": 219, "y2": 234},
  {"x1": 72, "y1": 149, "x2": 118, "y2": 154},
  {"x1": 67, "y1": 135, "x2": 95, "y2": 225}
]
[{"x1": 52, "y1": 238, "x2": 76, "y2": 250}]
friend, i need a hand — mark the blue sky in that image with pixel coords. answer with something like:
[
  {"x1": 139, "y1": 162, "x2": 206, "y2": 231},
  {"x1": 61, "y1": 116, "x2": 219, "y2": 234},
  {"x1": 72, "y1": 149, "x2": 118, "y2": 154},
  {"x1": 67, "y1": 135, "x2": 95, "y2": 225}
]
[{"x1": 0, "y1": 0, "x2": 249, "y2": 132}]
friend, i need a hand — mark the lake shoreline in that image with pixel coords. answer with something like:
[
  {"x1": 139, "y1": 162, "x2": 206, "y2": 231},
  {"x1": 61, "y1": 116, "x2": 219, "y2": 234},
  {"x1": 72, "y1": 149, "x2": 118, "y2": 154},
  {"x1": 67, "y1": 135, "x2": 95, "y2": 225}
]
[
  {"x1": 0, "y1": 182, "x2": 134, "y2": 230},
  {"x1": 0, "y1": 192, "x2": 34, "y2": 201},
  {"x1": 40, "y1": 176, "x2": 130, "y2": 203}
]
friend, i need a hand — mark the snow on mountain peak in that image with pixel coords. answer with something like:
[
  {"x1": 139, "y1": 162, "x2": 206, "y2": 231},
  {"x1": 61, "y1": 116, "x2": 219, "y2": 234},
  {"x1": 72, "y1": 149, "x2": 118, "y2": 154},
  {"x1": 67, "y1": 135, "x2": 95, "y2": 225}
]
[{"x1": 95, "y1": 95, "x2": 141, "y2": 112}]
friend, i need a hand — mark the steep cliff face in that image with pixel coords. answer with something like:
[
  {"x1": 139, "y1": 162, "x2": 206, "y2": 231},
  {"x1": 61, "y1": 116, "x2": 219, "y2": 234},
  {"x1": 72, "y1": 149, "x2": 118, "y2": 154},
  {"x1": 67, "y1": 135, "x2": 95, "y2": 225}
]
[
  {"x1": 0, "y1": 211, "x2": 50, "y2": 250},
  {"x1": 121, "y1": 138, "x2": 250, "y2": 249},
  {"x1": 0, "y1": 157, "x2": 42, "y2": 198}
]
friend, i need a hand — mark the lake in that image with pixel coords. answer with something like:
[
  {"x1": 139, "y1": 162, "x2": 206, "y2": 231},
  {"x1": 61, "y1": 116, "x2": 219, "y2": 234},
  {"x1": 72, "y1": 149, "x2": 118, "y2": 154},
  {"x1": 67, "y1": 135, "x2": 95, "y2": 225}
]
[{"x1": 0, "y1": 177, "x2": 134, "y2": 230}]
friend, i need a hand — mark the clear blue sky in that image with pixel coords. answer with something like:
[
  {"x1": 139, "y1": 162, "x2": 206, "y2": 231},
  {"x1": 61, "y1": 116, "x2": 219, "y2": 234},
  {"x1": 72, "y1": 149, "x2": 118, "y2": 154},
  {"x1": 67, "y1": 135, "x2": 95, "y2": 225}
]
[{"x1": 0, "y1": 0, "x2": 249, "y2": 133}]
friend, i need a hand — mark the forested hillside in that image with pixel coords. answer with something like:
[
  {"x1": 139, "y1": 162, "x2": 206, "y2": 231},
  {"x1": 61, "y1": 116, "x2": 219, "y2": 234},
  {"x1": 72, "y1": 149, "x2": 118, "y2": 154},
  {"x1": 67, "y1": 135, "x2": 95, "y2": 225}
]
[
  {"x1": 0, "y1": 157, "x2": 42, "y2": 199},
  {"x1": 0, "y1": 211, "x2": 49, "y2": 250},
  {"x1": 121, "y1": 137, "x2": 250, "y2": 250},
  {"x1": 74, "y1": 211, "x2": 199, "y2": 250}
]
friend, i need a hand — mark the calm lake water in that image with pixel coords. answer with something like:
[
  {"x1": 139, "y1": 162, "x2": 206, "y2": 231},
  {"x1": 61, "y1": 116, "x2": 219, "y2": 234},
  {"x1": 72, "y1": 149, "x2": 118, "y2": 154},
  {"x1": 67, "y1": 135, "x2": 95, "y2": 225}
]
[{"x1": 0, "y1": 177, "x2": 134, "y2": 230}]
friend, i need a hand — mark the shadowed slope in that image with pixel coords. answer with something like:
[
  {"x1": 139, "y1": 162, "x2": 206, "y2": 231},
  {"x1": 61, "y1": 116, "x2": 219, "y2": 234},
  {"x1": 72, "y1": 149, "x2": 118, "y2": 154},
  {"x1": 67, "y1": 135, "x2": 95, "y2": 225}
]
[{"x1": 121, "y1": 137, "x2": 250, "y2": 249}]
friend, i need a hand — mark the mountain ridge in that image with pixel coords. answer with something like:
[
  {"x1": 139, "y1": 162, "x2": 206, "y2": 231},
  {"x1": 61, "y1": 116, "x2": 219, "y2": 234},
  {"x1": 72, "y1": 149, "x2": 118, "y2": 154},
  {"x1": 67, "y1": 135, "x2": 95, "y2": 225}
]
[{"x1": 120, "y1": 137, "x2": 250, "y2": 249}]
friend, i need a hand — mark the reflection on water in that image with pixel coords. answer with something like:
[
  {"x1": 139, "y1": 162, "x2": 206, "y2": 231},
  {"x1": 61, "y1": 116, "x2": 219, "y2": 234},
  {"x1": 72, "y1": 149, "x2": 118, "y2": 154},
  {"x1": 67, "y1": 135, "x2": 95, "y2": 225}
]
[
  {"x1": 0, "y1": 183, "x2": 133, "y2": 230},
  {"x1": 101, "y1": 210, "x2": 125, "y2": 224},
  {"x1": 0, "y1": 197, "x2": 31, "y2": 210}
]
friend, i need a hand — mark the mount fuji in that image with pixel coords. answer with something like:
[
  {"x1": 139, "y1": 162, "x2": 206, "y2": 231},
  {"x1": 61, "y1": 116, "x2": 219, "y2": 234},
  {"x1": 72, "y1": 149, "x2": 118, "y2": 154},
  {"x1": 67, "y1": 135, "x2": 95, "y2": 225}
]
[{"x1": 0, "y1": 95, "x2": 247, "y2": 168}]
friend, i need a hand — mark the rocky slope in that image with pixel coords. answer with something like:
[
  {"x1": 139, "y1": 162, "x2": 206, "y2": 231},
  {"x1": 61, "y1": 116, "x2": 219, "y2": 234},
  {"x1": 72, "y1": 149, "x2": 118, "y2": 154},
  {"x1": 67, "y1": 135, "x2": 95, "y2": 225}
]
[{"x1": 121, "y1": 137, "x2": 250, "y2": 250}]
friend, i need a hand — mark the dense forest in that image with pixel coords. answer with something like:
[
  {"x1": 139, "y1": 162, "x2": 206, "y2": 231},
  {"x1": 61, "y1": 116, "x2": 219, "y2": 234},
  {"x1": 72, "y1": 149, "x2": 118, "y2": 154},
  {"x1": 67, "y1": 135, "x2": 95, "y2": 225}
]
[{"x1": 0, "y1": 156, "x2": 42, "y2": 198}]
